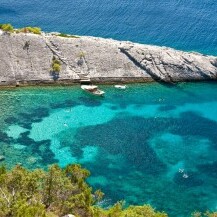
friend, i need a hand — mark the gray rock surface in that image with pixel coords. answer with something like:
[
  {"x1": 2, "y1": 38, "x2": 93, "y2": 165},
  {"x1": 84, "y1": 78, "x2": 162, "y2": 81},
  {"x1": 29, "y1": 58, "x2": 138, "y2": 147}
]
[{"x1": 0, "y1": 31, "x2": 216, "y2": 86}]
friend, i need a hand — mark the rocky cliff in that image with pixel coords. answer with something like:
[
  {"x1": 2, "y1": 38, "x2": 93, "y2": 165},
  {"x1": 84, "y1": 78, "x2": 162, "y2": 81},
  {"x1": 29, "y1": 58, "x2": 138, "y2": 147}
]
[{"x1": 0, "y1": 30, "x2": 217, "y2": 86}]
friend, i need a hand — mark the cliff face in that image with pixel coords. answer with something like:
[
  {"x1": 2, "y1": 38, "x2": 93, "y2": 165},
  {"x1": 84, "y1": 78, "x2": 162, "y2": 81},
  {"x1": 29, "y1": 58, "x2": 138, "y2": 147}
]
[{"x1": 0, "y1": 31, "x2": 217, "y2": 86}]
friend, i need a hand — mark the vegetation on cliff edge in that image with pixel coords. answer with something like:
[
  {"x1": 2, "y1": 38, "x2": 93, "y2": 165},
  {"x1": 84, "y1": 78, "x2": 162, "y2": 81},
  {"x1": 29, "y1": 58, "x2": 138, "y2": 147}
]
[
  {"x1": 0, "y1": 23, "x2": 79, "y2": 38},
  {"x1": 0, "y1": 23, "x2": 14, "y2": 32},
  {"x1": 0, "y1": 164, "x2": 216, "y2": 217},
  {"x1": 16, "y1": 27, "x2": 42, "y2": 35},
  {"x1": 0, "y1": 24, "x2": 41, "y2": 34},
  {"x1": 0, "y1": 164, "x2": 167, "y2": 217}
]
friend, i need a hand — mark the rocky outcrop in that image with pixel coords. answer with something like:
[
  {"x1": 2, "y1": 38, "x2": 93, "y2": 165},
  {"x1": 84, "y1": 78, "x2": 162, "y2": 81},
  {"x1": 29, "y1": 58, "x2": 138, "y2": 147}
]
[
  {"x1": 0, "y1": 31, "x2": 216, "y2": 86},
  {"x1": 119, "y1": 43, "x2": 217, "y2": 82}
]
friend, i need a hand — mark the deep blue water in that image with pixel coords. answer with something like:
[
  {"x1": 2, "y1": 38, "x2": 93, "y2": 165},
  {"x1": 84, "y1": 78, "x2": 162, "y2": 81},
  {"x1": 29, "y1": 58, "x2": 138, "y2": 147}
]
[
  {"x1": 1, "y1": 0, "x2": 217, "y2": 55},
  {"x1": 0, "y1": 83, "x2": 217, "y2": 216}
]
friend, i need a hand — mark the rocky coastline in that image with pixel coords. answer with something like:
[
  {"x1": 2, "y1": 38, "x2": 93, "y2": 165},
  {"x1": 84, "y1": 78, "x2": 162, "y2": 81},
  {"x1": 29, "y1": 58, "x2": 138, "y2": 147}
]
[{"x1": 0, "y1": 30, "x2": 217, "y2": 87}]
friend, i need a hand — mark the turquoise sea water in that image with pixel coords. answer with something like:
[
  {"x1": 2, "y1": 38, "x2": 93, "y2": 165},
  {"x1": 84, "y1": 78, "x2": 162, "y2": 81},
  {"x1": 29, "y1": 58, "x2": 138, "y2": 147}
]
[
  {"x1": 0, "y1": 82, "x2": 217, "y2": 216},
  {"x1": 1, "y1": 0, "x2": 217, "y2": 55}
]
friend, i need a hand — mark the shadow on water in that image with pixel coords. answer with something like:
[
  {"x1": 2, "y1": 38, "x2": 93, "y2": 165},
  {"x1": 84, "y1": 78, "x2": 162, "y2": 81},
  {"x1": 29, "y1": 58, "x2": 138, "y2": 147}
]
[
  {"x1": 16, "y1": 131, "x2": 57, "y2": 165},
  {"x1": 74, "y1": 116, "x2": 167, "y2": 175},
  {"x1": 171, "y1": 111, "x2": 217, "y2": 146},
  {"x1": 0, "y1": 131, "x2": 13, "y2": 144},
  {"x1": 174, "y1": 171, "x2": 204, "y2": 187},
  {"x1": 50, "y1": 97, "x2": 102, "y2": 109},
  {"x1": 50, "y1": 100, "x2": 77, "y2": 109},
  {"x1": 172, "y1": 81, "x2": 217, "y2": 103},
  {"x1": 4, "y1": 107, "x2": 50, "y2": 130},
  {"x1": 197, "y1": 161, "x2": 217, "y2": 178}
]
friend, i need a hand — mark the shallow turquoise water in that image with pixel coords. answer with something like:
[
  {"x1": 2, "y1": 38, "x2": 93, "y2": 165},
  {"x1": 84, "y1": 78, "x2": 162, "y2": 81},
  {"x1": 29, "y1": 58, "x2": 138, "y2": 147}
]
[{"x1": 0, "y1": 82, "x2": 217, "y2": 216}]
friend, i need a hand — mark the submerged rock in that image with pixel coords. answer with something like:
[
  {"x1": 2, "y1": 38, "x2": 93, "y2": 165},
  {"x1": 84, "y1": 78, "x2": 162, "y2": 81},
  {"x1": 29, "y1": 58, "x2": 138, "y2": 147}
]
[
  {"x1": 0, "y1": 155, "x2": 5, "y2": 161},
  {"x1": 0, "y1": 31, "x2": 216, "y2": 85},
  {"x1": 27, "y1": 156, "x2": 37, "y2": 164}
]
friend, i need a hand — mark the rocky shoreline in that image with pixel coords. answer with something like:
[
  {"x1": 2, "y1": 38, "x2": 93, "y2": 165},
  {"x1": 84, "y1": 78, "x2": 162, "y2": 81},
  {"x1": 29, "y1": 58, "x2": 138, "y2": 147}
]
[{"x1": 0, "y1": 30, "x2": 217, "y2": 86}]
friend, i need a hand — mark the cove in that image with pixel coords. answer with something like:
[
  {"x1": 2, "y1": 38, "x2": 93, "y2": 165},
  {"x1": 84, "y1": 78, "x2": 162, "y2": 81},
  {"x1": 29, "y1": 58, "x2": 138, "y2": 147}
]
[{"x1": 0, "y1": 82, "x2": 217, "y2": 216}]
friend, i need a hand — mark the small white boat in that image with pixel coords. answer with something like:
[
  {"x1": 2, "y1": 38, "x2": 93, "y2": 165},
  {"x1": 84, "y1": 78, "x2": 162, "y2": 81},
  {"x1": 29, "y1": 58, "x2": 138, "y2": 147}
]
[
  {"x1": 81, "y1": 85, "x2": 105, "y2": 96},
  {"x1": 114, "y1": 85, "x2": 127, "y2": 89}
]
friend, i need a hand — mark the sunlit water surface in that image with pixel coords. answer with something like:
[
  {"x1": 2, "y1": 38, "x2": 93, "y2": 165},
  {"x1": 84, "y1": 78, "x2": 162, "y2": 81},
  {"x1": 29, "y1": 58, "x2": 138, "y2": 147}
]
[{"x1": 0, "y1": 82, "x2": 217, "y2": 216}]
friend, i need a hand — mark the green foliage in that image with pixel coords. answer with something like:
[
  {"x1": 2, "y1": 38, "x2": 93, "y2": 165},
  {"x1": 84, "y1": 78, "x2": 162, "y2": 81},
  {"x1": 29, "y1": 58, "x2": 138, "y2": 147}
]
[
  {"x1": 79, "y1": 51, "x2": 85, "y2": 58},
  {"x1": 51, "y1": 57, "x2": 61, "y2": 73},
  {"x1": 0, "y1": 24, "x2": 41, "y2": 34},
  {"x1": 52, "y1": 63, "x2": 61, "y2": 72},
  {"x1": 0, "y1": 164, "x2": 93, "y2": 217},
  {"x1": 0, "y1": 165, "x2": 45, "y2": 217},
  {"x1": 0, "y1": 164, "x2": 216, "y2": 217},
  {"x1": 0, "y1": 164, "x2": 6, "y2": 175},
  {"x1": 207, "y1": 213, "x2": 217, "y2": 217},
  {"x1": 94, "y1": 189, "x2": 104, "y2": 203},
  {"x1": 120, "y1": 205, "x2": 168, "y2": 217},
  {"x1": 18, "y1": 27, "x2": 41, "y2": 34},
  {"x1": 13, "y1": 201, "x2": 46, "y2": 217},
  {"x1": 92, "y1": 203, "x2": 168, "y2": 217},
  {"x1": 58, "y1": 33, "x2": 80, "y2": 38},
  {"x1": 0, "y1": 23, "x2": 14, "y2": 32},
  {"x1": 26, "y1": 27, "x2": 41, "y2": 34}
]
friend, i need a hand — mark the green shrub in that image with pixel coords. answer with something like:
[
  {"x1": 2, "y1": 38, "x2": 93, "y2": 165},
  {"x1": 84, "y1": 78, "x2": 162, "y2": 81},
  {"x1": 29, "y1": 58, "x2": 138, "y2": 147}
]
[
  {"x1": 19, "y1": 27, "x2": 41, "y2": 34},
  {"x1": 52, "y1": 63, "x2": 61, "y2": 72},
  {"x1": 0, "y1": 164, "x2": 93, "y2": 217},
  {"x1": 58, "y1": 33, "x2": 79, "y2": 38},
  {"x1": 27, "y1": 27, "x2": 41, "y2": 34},
  {"x1": 0, "y1": 164, "x2": 216, "y2": 217},
  {"x1": 0, "y1": 23, "x2": 14, "y2": 32},
  {"x1": 51, "y1": 57, "x2": 61, "y2": 72},
  {"x1": 79, "y1": 51, "x2": 85, "y2": 58},
  {"x1": 0, "y1": 164, "x2": 169, "y2": 217},
  {"x1": 92, "y1": 203, "x2": 168, "y2": 217}
]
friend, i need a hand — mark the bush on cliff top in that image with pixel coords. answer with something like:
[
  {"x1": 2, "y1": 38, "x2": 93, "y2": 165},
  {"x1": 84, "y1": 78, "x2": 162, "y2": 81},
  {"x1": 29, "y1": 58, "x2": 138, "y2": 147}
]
[
  {"x1": 0, "y1": 23, "x2": 80, "y2": 37},
  {"x1": 17, "y1": 26, "x2": 41, "y2": 34},
  {"x1": 0, "y1": 23, "x2": 42, "y2": 34},
  {"x1": 0, "y1": 23, "x2": 14, "y2": 32},
  {"x1": 58, "y1": 33, "x2": 80, "y2": 38}
]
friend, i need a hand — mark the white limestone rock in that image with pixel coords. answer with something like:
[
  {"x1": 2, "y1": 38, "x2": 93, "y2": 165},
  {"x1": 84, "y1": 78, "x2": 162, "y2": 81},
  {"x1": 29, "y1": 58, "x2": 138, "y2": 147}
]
[{"x1": 0, "y1": 31, "x2": 216, "y2": 86}]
